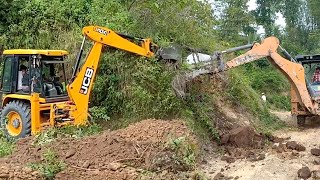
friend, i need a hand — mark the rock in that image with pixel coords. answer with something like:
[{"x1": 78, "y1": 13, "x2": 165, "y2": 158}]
[
  {"x1": 228, "y1": 126, "x2": 256, "y2": 147},
  {"x1": 160, "y1": 170, "x2": 168, "y2": 176},
  {"x1": 272, "y1": 143, "x2": 279, "y2": 149},
  {"x1": 31, "y1": 171, "x2": 39, "y2": 177},
  {"x1": 292, "y1": 150, "x2": 299, "y2": 156},
  {"x1": 286, "y1": 141, "x2": 296, "y2": 149},
  {"x1": 234, "y1": 176, "x2": 239, "y2": 180},
  {"x1": 22, "y1": 167, "x2": 33, "y2": 174},
  {"x1": 298, "y1": 166, "x2": 311, "y2": 180},
  {"x1": 214, "y1": 173, "x2": 224, "y2": 180},
  {"x1": 0, "y1": 166, "x2": 9, "y2": 174},
  {"x1": 286, "y1": 141, "x2": 306, "y2": 152},
  {"x1": 314, "y1": 159, "x2": 320, "y2": 165},
  {"x1": 0, "y1": 174, "x2": 9, "y2": 178},
  {"x1": 65, "y1": 149, "x2": 76, "y2": 159},
  {"x1": 221, "y1": 134, "x2": 230, "y2": 144},
  {"x1": 221, "y1": 156, "x2": 236, "y2": 163},
  {"x1": 257, "y1": 154, "x2": 266, "y2": 161},
  {"x1": 276, "y1": 143, "x2": 287, "y2": 153},
  {"x1": 82, "y1": 160, "x2": 91, "y2": 168},
  {"x1": 296, "y1": 144, "x2": 306, "y2": 152},
  {"x1": 312, "y1": 170, "x2": 320, "y2": 179},
  {"x1": 311, "y1": 149, "x2": 320, "y2": 156},
  {"x1": 109, "y1": 163, "x2": 122, "y2": 171}
]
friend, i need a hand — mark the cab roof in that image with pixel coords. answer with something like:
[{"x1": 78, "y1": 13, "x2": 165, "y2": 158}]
[
  {"x1": 295, "y1": 54, "x2": 320, "y2": 64},
  {"x1": 2, "y1": 49, "x2": 68, "y2": 56}
]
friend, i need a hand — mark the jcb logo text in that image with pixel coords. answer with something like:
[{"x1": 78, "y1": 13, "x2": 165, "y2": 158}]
[{"x1": 80, "y1": 68, "x2": 94, "y2": 95}]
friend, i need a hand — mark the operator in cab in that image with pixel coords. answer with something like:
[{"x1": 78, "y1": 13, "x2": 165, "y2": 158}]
[
  {"x1": 18, "y1": 65, "x2": 29, "y2": 92},
  {"x1": 312, "y1": 67, "x2": 320, "y2": 84}
]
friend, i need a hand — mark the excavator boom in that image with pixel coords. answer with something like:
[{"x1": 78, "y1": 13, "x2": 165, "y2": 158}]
[
  {"x1": 176, "y1": 36, "x2": 318, "y2": 116},
  {"x1": 67, "y1": 25, "x2": 178, "y2": 125}
]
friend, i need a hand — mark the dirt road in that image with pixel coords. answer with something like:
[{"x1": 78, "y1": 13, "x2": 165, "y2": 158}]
[{"x1": 200, "y1": 111, "x2": 320, "y2": 180}]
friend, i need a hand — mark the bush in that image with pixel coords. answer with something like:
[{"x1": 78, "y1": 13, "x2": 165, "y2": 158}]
[
  {"x1": 268, "y1": 94, "x2": 291, "y2": 111},
  {"x1": 29, "y1": 149, "x2": 66, "y2": 180},
  {"x1": 0, "y1": 131, "x2": 15, "y2": 158},
  {"x1": 168, "y1": 136, "x2": 197, "y2": 170},
  {"x1": 91, "y1": 53, "x2": 182, "y2": 121}
]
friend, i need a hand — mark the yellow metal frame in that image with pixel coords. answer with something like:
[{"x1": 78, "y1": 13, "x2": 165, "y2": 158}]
[
  {"x1": 1, "y1": 25, "x2": 158, "y2": 137},
  {"x1": 3, "y1": 49, "x2": 68, "y2": 56}
]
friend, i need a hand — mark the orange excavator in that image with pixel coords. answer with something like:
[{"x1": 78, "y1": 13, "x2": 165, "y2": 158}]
[{"x1": 173, "y1": 36, "x2": 320, "y2": 126}]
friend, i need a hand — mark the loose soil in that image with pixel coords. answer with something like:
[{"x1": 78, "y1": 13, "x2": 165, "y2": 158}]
[
  {"x1": 199, "y1": 111, "x2": 320, "y2": 180},
  {"x1": 0, "y1": 119, "x2": 198, "y2": 180},
  {"x1": 2, "y1": 110, "x2": 320, "y2": 180}
]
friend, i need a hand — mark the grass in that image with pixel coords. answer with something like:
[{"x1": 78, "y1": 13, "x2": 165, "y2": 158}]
[
  {"x1": 0, "y1": 131, "x2": 15, "y2": 158},
  {"x1": 0, "y1": 138, "x2": 15, "y2": 158},
  {"x1": 167, "y1": 136, "x2": 198, "y2": 170},
  {"x1": 29, "y1": 149, "x2": 66, "y2": 180},
  {"x1": 226, "y1": 69, "x2": 286, "y2": 133},
  {"x1": 33, "y1": 123, "x2": 103, "y2": 146}
]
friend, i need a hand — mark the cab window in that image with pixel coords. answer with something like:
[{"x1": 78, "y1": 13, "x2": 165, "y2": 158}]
[{"x1": 1, "y1": 56, "x2": 14, "y2": 92}]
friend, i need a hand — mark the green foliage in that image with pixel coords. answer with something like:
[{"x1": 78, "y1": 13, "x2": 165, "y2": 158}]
[
  {"x1": 92, "y1": 53, "x2": 182, "y2": 121},
  {"x1": 0, "y1": 131, "x2": 15, "y2": 157},
  {"x1": 168, "y1": 136, "x2": 197, "y2": 170},
  {"x1": 216, "y1": 0, "x2": 255, "y2": 44},
  {"x1": 184, "y1": 94, "x2": 220, "y2": 141},
  {"x1": 33, "y1": 124, "x2": 102, "y2": 146},
  {"x1": 268, "y1": 94, "x2": 291, "y2": 111},
  {"x1": 226, "y1": 69, "x2": 285, "y2": 132},
  {"x1": 243, "y1": 60, "x2": 291, "y2": 111},
  {"x1": 89, "y1": 106, "x2": 110, "y2": 121},
  {"x1": 29, "y1": 149, "x2": 66, "y2": 180}
]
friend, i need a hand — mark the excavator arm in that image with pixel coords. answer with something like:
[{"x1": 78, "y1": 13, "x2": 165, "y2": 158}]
[
  {"x1": 66, "y1": 26, "x2": 160, "y2": 124},
  {"x1": 221, "y1": 37, "x2": 317, "y2": 114},
  {"x1": 178, "y1": 37, "x2": 318, "y2": 115}
]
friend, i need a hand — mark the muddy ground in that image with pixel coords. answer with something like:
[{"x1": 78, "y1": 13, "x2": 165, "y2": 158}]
[
  {"x1": 0, "y1": 119, "x2": 201, "y2": 180},
  {"x1": 1, "y1": 112, "x2": 320, "y2": 179}
]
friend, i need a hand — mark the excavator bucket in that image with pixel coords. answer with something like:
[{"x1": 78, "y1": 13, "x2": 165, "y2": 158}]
[
  {"x1": 172, "y1": 43, "x2": 255, "y2": 98},
  {"x1": 157, "y1": 44, "x2": 182, "y2": 62}
]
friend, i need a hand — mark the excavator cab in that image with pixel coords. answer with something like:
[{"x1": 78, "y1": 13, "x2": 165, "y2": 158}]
[
  {"x1": 296, "y1": 54, "x2": 320, "y2": 98},
  {"x1": 0, "y1": 50, "x2": 70, "y2": 138},
  {"x1": 1, "y1": 50, "x2": 68, "y2": 99}
]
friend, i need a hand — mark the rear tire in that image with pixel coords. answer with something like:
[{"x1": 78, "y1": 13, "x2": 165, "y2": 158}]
[
  {"x1": 1, "y1": 100, "x2": 31, "y2": 139},
  {"x1": 297, "y1": 115, "x2": 306, "y2": 127}
]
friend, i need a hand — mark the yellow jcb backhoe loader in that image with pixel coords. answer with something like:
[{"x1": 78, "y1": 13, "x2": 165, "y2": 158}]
[
  {"x1": 174, "y1": 36, "x2": 320, "y2": 126},
  {"x1": 0, "y1": 26, "x2": 180, "y2": 138}
]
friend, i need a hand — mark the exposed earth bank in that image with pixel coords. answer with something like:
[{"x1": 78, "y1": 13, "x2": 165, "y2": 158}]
[{"x1": 1, "y1": 112, "x2": 320, "y2": 179}]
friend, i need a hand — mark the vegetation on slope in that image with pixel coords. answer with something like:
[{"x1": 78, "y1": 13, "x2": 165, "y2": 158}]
[{"x1": 2, "y1": 0, "x2": 320, "y2": 140}]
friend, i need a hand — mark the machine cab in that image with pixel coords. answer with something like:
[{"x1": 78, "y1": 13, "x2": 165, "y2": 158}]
[
  {"x1": 1, "y1": 49, "x2": 69, "y2": 101},
  {"x1": 296, "y1": 54, "x2": 320, "y2": 97}
]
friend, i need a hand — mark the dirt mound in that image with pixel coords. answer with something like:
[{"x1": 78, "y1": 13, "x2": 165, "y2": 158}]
[
  {"x1": 0, "y1": 165, "x2": 43, "y2": 180},
  {"x1": 0, "y1": 119, "x2": 198, "y2": 179}
]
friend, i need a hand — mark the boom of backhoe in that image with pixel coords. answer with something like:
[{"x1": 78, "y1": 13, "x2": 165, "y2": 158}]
[{"x1": 175, "y1": 36, "x2": 319, "y2": 125}]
